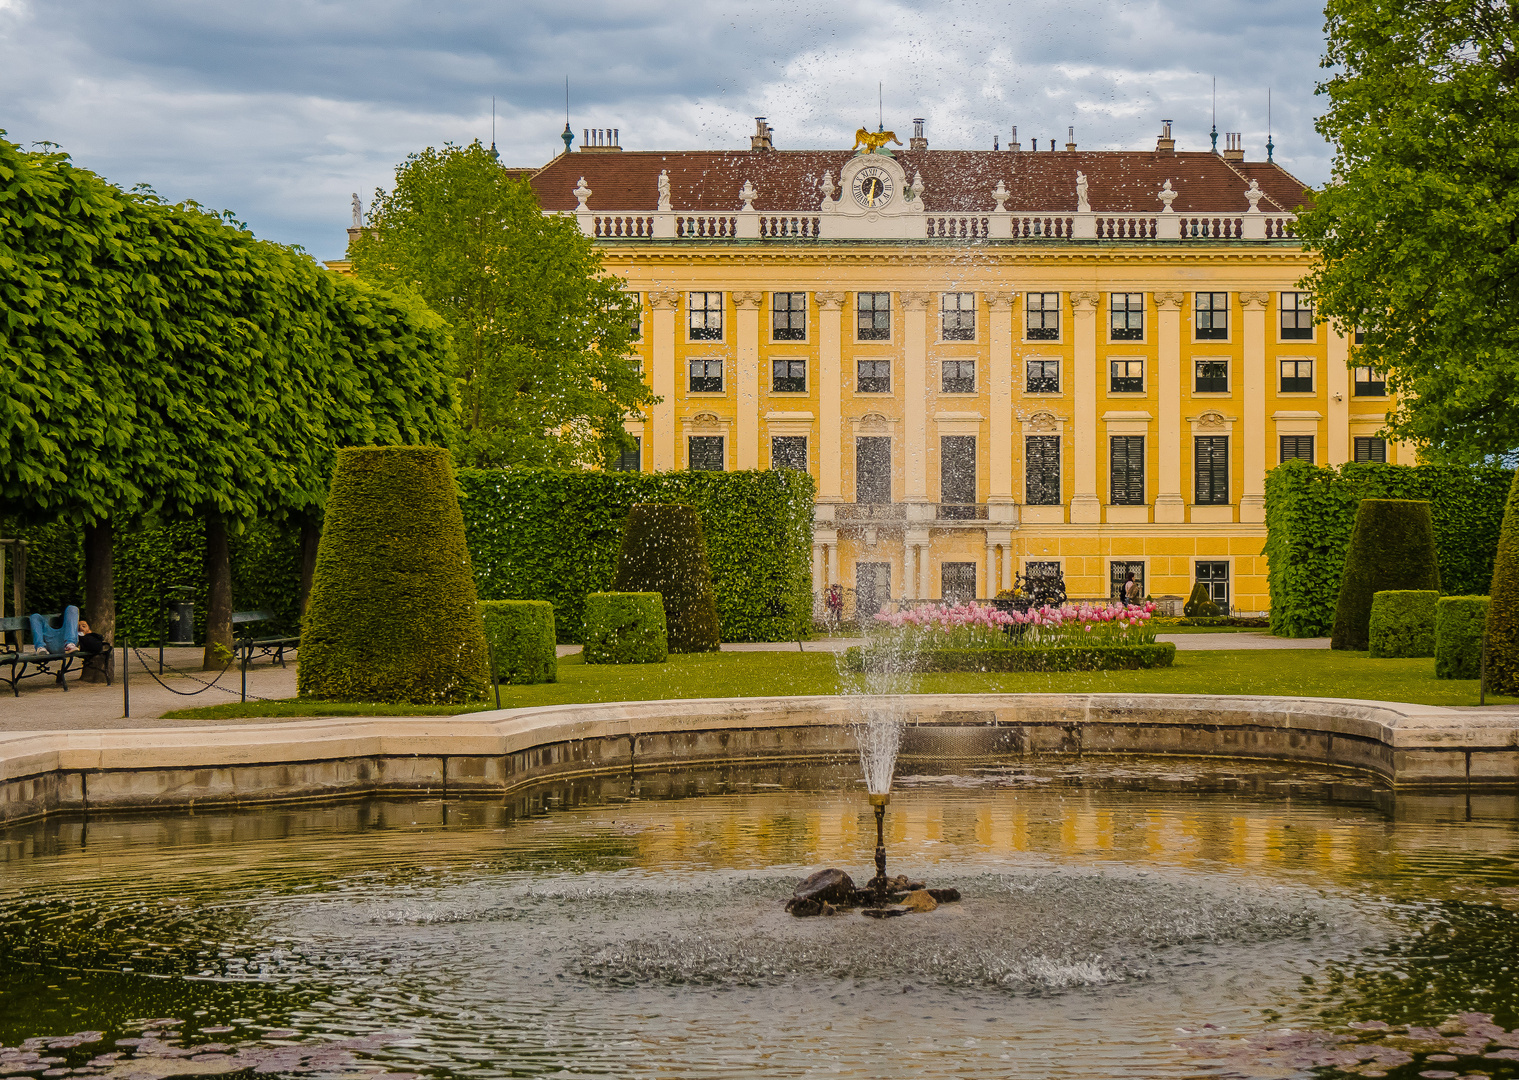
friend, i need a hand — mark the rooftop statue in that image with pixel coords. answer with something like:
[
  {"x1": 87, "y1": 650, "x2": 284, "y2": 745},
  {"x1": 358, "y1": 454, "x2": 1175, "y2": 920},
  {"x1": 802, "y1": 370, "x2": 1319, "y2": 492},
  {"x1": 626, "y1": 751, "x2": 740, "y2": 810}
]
[{"x1": 853, "y1": 128, "x2": 902, "y2": 155}]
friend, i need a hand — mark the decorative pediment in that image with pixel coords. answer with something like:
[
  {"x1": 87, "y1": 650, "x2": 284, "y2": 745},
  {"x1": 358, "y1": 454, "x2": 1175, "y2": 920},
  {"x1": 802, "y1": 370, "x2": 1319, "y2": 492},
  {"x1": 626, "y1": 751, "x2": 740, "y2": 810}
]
[
  {"x1": 687, "y1": 411, "x2": 724, "y2": 429},
  {"x1": 1196, "y1": 410, "x2": 1227, "y2": 429},
  {"x1": 856, "y1": 412, "x2": 893, "y2": 432},
  {"x1": 816, "y1": 152, "x2": 928, "y2": 239},
  {"x1": 1027, "y1": 411, "x2": 1060, "y2": 432}
]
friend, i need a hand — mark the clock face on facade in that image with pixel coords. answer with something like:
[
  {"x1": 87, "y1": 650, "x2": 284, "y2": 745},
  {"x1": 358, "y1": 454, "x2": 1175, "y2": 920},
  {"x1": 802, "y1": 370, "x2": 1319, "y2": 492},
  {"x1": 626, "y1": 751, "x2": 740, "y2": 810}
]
[{"x1": 851, "y1": 165, "x2": 894, "y2": 209}]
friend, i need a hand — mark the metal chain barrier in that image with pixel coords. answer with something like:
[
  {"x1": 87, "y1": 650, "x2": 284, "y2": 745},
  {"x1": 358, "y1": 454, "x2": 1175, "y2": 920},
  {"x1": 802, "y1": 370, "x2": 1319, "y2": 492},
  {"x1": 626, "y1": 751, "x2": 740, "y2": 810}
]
[{"x1": 126, "y1": 645, "x2": 277, "y2": 701}]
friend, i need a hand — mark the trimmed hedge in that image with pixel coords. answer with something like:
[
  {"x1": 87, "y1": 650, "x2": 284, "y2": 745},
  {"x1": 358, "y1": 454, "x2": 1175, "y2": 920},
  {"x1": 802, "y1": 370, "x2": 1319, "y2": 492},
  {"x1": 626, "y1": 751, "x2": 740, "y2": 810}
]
[
  {"x1": 1368, "y1": 590, "x2": 1438, "y2": 658},
  {"x1": 843, "y1": 642, "x2": 1176, "y2": 673},
  {"x1": 480, "y1": 600, "x2": 557, "y2": 684},
  {"x1": 1487, "y1": 468, "x2": 1519, "y2": 694},
  {"x1": 458, "y1": 468, "x2": 814, "y2": 644},
  {"x1": 299, "y1": 446, "x2": 490, "y2": 703},
  {"x1": 1266, "y1": 460, "x2": 1510, "y2": 638},
  {"x1": 1183, "y1": 581, "x2": 1220, "y2": 618},
  {"x1": 1436, "y1": 595, "x2": 1489, "y2": 680},
  {"x1": 612, "y1": 504, "x2": 721, "y2": 652},
  {"x1": 583, "y1": 592, "x2": 668, "y2": 664},
  {"x1": 1330, "y1": 499, "x2": 1441, "y2": 651}
]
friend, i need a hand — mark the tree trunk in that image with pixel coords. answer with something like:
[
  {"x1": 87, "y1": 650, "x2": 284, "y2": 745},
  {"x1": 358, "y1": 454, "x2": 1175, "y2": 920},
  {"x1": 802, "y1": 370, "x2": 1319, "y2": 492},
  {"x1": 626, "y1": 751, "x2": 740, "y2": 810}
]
[
  {"x1": 299, "y1": 518, "x2": 321, "y2": 617},
  {"x1": 203, "y1": 513, "x2": 234, "y2": 670},
  {"x1": 81, "y1": 519, "x2": 115, "y2": 683}
]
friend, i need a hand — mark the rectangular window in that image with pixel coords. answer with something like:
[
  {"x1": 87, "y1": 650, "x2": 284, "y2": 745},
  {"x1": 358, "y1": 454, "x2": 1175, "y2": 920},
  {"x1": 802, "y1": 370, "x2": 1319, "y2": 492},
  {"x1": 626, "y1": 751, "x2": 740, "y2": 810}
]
[
  {"x1": 941, "y1": 292, "x2": 975, "y2": 340},
  {"x1": 857, "y1": 292, "x2": 891, "y2": 341},
  {"x1": 942, "y1": 562, "x2": 978, "y2": 605},
  {"x1": 1195, "y1": 292, "x2": 1228, "y2": 340},
  {"x1": 1197, "y1": 561, "x2": 1230, "y2": 611},
  {"x1": 611, "y1": 437, "x2": 641, "y2": 472},
  {"x1": 772, "y1": 292, "x2": 807, "y2": 341},
  {"x1": 1110, "y1": 293, "x2": 1144, "y2": 341},
  {"x1": 1111, "y1": 359, "x2": 1144, "y2": 393},
  {"x1": 771, "y1": 435, "x2": 807, "y2": 471},
  {"x1": 1026, "y1": 292, "x2": 1060, "y2": 340},
  {"x1": 1026, "y1": 435, "x2": 1061, "y2": 505},
  {"x1": 856, "y1": 562, "x2": 891, "y2": 618},
  {"x1": 1026, "y1": 560, "x2": 1061, "y2": 582},
  {"x1": 1354, "y1": 326, "x2": 1366, "y2": 345},
  {"x1": 689, "y1": 357, "x2": 723, "y2": 393},
  {"x1": 772, "y1": 357, "x2": 806, "y2": 393},
  {"x1": 857, "y1": 358, "x2": 891, "y2": 393},
  {"x1": 942, "y1": 359, "x2": 976, "y2": 394},
  {"x1": 855, "y1": 436, "x2": 892, "y2": 502},
  {"x1": 688, "y1": 291, "x2": 723, "y2": 340},
  {"x1": 1194, "y1": 435, "x2": 1229, "y2": 505},
  {"x1": 1110, "y1": 435, "x2": 1145, "y2": 504},
  {"x1": 1195, "y1": 359, "x2": 1228, "y2": 393},
  {"x1": 1354, "y1": 436, "x2": 1387, "y2": 462},
  {"x1": 1280, "y1": 435, "x2": 1315, "y2": 463},
  {"x1": 1280, "y1": 293, "x2": 1314, "y2": 339},
  {"x1": 1353, "y1": 366, "x2": 1386, "y2": 396},
  {"x1": 1111, "y1": 561, "x2": 1145, "y2": 603},
  {"x1": 940, "y1": 435, "x2": 977, "y2": 513},
  {"x1": 628, "y1": 292, "x2": 642, "y2": 340},
  {"x1": 1280, "y1": 359, "x2": 1313, "y2": 393},
  {"x1": 1026, "y1": 359, "x2": 1059, "y2": 393},
  {"x1": 689, "y1": 435, "x2": 724, "y2": 471}
]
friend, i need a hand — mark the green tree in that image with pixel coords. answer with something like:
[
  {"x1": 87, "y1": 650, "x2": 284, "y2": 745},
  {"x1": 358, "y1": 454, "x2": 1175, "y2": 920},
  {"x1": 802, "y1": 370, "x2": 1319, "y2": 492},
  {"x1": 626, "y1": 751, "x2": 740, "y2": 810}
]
[
  {"x1": 1299, "y1": 0, "x2": 1519, "y2": 461},
  {"x1": 350, "y1": 141, "x2": 652, "y2": 468}
]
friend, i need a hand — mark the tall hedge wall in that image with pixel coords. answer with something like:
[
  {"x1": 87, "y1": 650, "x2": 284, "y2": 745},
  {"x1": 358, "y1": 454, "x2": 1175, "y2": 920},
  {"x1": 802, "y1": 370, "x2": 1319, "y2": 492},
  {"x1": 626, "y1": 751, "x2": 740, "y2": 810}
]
[
  {"x1": 1264, "y1": 461, "x2": 1511, "y2": 638},
  {"x1": 458, "y1": 468, "x2": 815, "y2": 643}
]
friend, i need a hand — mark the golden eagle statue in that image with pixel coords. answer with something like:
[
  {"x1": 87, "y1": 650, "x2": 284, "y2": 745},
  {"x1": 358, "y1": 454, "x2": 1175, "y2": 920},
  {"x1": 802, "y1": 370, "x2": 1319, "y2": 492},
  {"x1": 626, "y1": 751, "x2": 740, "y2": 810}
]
[{"x1": 852, "y1": 128, "x2": 902, "y2": 154}]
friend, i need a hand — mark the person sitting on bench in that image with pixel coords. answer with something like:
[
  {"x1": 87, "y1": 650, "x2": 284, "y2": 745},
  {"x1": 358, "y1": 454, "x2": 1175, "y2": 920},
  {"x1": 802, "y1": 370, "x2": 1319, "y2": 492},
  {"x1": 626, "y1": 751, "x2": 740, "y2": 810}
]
[{"x1": 28, "y1": 605, "x2": 79, "y2": 655}]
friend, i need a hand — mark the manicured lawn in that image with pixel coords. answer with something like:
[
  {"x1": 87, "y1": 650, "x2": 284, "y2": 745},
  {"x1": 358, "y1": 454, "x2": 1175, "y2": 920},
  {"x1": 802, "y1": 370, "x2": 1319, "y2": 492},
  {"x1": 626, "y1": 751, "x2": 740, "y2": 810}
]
[{"x1": 163, "y1": 647, "x2": 1512, "y2": 721}]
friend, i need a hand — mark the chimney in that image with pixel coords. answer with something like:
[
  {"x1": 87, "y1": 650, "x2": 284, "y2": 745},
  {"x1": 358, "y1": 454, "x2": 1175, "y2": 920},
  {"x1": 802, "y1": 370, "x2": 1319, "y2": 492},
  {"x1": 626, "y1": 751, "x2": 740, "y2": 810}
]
[
  {"x1": 1049, "y1": 139, "x2": 1056, "y2": 152},
  {"x1": 751, "y1": 117, "x2": 775, "y2": 151},
  {"x1": 910, "y1": 118, "x2": 927, "y2": 151},
  {"x1": 580, "y1": 126, "x2": 623, "y2": 153},
  {"x1": 1222, "y1": 132, "x2": 1244, "y2": 162},
  {"x1": 1156, "y1": 120, "x2": 1175, "y2": 154},
  {"x1": 1009, "y1": 125, "x2": 1020, "y2": 151},
  {"x1": 1065, "y1": 126, "x2": 1077, "y2": 152}
]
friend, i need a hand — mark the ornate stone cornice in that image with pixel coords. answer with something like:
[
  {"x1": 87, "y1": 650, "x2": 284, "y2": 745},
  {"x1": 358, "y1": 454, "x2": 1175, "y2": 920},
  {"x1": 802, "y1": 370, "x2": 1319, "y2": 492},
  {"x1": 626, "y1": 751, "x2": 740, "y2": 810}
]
[
  {"x1": 648, "y1": 290, "x2": 681, "y2": 310},
  {"x1": 900, "y1": 291, "x2": 932, "y2": 310},
  {"x1": 814, "y1": 290, "x2": 846, "y2": 310},
  {"x1": 1153, "y1": 290, "x2": 1185, "y2": 309},
  {"x1": 1070, "y1": 290, "x2": 1101, "y2": 311},
  {"x1": 596, "y1": 248, "x2": 1314, "y2": 270},
  {"x1": 732, "y1": 290, "x2": 763, "y2": 309},
  {"x1": 1239, "y1": 290, "x2": 1271, "y2": 309}
]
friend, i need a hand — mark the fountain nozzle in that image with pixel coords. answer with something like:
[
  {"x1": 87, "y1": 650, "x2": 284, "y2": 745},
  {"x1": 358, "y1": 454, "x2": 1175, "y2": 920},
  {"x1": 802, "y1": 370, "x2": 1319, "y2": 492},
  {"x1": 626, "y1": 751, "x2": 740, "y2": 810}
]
[{"x1": 869, "y1": 794, "x2": 890, "y2": 887}]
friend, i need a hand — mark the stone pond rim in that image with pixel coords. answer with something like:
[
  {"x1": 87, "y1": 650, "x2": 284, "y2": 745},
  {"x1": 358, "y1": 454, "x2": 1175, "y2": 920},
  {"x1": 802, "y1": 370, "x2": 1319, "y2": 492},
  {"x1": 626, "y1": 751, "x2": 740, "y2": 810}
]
[{"x1": 1, "y1": 693, "x2": 1517, "y2": 826}]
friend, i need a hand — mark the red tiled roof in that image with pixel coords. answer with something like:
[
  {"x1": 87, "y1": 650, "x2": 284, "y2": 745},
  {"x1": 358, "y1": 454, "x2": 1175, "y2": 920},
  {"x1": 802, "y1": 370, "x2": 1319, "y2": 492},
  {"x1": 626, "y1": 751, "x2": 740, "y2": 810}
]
[{"x1": 526, "y1": 149, "x2": 1313, "y2": 216}]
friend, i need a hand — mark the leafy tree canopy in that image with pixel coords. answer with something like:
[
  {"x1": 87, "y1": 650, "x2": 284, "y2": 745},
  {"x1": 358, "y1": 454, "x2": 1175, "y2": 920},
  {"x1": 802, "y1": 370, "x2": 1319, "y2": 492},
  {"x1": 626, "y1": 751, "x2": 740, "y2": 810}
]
[
  {"x1": 1299, "y1": 0, "x2": 1519, "y2": 462},
  {"x1": 349, "y1": 141, "x2": 653, "y2": 469}
]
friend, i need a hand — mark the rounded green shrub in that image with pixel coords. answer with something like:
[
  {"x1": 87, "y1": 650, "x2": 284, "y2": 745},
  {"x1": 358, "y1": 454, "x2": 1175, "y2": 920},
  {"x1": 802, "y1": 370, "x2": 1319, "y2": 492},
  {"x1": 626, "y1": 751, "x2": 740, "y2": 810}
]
[
  {"x1": 480, "y1": 600, "x2": 557, "y2": 684},
  {"x1": 610, "y1": 504, "x2": 721, "y2": 653},
  {"x1": 1183, "y1": 581, "x2": 1221, "y2": 618},
  {"x1": 1368, "y1": 590, "x2": 1438, "y2": 658},
  {"x1": 1330, "y1": 499, "x2": 1441, "y2": 651},
  {"x1": 1436, "y1": 595, "x2": 1489, "y2": 680},
  {"x1": 1486, "y1": 469, "x2": 1519, "y2": 693},
  {"x1": 298, "y1": 446, "x2": 490, "y2": 703},
  {"x1": 582, "y1": 592, "x2": 668, "y2": 664}
]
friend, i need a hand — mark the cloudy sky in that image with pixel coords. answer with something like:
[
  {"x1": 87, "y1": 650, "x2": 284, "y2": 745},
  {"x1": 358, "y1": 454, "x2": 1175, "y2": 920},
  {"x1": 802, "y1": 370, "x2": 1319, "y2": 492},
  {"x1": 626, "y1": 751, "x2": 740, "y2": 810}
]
[{"x1": 0, "y1": 0, "x2": 1334, "y2": 261}]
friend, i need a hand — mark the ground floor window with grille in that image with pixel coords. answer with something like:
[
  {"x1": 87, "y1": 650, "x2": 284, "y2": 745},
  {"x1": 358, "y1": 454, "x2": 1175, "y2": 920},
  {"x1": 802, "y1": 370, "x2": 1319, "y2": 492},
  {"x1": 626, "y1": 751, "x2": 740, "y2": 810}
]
[
  {"x1": 1196, "y1": 561, "x2": 1229, "y2": 612},
  {"x1": 1026, "y1": 435, "x2": 1060, "y2": 505},
  {"x1": 942, "y1": 562, "x2": 977, "y2": 604},
  {"x1": 856, "y1": 562, "x2": 891, "y2": 619},
  {"x1": 1110, "y1": 436, "x2": 1145, "y2": 504},
  {"x1": 1354, "y1": 436, "x2": 1387, "y2": 462},
  {"x1": 1280, "y1": 435, "x2": 1315, "y2": 463},
  {"x1": 855, "y1": 436, "x2": 892, "y2": 502},
  {"x1": 688, "y1": 435, "x2": 724, "y2": 471},
  {"x1": 772, "y1": 357, "x2": 806, "y2": 392},
  {"x1": 1111, "y1": 561, "x2": 1145, "y2": 603},
  {"x1": 771, "y1": 435, "x2": 807, "y2": 471},
  {"x1": 689, "y1": 357, "x2": 723, "y2": 392},
  {"x1": 1026, "y1": 561, "x2": 1062, "y2": 585},
  {"x1": 1194, "y1": 435, "x2": 1228, "y2": 504},
  {"x1": 612, "y1": 437, "x2": 641, "y2": 472}
]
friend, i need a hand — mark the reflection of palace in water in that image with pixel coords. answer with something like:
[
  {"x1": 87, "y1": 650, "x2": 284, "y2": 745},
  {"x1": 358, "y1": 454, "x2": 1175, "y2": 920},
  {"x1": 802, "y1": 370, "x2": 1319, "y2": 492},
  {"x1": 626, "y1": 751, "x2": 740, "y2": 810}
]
[{"x1": 512, "y1": 118, "x2": 1401, "y2": 616}]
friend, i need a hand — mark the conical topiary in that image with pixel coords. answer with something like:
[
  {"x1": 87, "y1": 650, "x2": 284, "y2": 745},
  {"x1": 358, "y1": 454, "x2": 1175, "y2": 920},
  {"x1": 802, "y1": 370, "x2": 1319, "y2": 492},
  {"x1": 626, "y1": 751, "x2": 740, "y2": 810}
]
[
  {"x1": 1183, "y1": 581, "x2": 1220, "y2": 618},
  {"x1": 298, "y1": 446, "x2": 491, "y2": 703},
  {"x1": 1484, "y1": 470, "x2": 1519, "y2": 693},
  {"x1": 1330, "y1": 498, "x2": 1441, "y2": 651},
  {"x1": 611, "y1": 504, "x2": 721, "y2": 653}
]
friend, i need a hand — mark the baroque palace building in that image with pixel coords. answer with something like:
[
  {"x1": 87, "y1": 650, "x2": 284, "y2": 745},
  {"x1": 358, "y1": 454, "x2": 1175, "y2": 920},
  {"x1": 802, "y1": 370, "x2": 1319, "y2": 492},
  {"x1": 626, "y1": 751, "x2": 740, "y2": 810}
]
[{"x1": 354, "y1": 118, "x2": 1401, "y2": 616}]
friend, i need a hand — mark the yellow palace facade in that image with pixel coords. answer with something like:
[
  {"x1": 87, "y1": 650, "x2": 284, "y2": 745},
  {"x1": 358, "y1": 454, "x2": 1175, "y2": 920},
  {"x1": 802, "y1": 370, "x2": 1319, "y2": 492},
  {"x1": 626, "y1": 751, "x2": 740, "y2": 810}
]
[{"x1": 523, "y1": 120, "x2": 1395, "y2": 616}]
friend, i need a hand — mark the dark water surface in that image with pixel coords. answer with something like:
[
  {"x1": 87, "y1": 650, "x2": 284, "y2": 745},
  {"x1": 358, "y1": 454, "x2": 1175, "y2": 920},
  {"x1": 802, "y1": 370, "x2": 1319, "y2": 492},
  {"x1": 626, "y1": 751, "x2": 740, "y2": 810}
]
[{"x1": 1, "y1": 760, "x2": 1517, "y2": 1078}]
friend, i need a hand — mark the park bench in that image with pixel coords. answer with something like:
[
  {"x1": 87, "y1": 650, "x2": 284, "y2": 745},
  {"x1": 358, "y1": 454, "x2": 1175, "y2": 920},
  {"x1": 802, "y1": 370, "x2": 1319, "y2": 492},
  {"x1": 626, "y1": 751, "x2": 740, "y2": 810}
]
[
  {"x1": 232, "y1": 609, "x2": 300, "y2": 667},
  {"x1": 0, "y1": 614, "x2": 112, "y2": 695}
]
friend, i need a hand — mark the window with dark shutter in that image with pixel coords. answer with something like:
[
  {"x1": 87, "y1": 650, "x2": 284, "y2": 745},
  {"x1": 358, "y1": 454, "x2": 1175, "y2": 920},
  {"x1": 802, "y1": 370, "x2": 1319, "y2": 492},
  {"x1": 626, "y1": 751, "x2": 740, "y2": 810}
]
[
  {"x1": 689, "y1": 436, "x2": 724, "y2": 471},
  {"x1": 1194, "y1": 436, "x2": 1228, "y2": 505},
  {"x1": 1354, "y1": 436, "x2": 1387, "y2": 462},
  {"x1": 1110, "y1": 435, "x2": 1145, "y2": 505},
  {"x1": 772, "y1": 436, "x2": 807, "y2": 470},
  {"x1": 1026, "y1": 436, "x2": 1060, "y2": 505},
  {"x1": 855, "y1": 436, "x2": 892, "y2": 502},
  {"x1": 611, "y1": 437, "x2": 641, "y2": 472},
  {"x1": 1280, "y1": 435, "x2": 1315, "y2": 462}
]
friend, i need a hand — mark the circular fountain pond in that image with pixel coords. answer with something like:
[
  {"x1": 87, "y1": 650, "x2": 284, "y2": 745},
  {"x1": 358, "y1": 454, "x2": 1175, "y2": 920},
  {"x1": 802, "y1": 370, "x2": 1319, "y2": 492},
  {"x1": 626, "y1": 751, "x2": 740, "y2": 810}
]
[{"x1": 2, "y1": 759, "x2": 1518, "y2": 1079}]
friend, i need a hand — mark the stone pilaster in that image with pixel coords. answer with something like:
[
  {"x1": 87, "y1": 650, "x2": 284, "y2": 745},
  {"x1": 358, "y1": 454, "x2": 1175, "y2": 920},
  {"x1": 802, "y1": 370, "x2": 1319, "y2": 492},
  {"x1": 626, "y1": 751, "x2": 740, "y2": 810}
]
[
  {"x1": 1070, "y1": 290, "x2": 1102, "y2": 523},
  {"x1": 816, "y1": 291, "x2": 845, "y2": 501},
  {"x1": 986, "y1": 292, "x2": 1016, "y2": 508},
  {"x1": 733, "y1": 290, "x2": 762, "y2": 469},
  {"x1": 1239, "y1": 291, "x2": 1270, "y2": 522},
  {"x1": 1327, "y1": 325, "x2": 1351, "y2": 465},
  {"x1": 648, "y1": 290, "x2": 680, "y2": 472},
  {"x1": 1154, "y1": 290, "x2": 1185, "y2": 522},
  {"x1": 902, "y1": 292, "x2": 931, "y2": 502}
]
